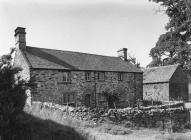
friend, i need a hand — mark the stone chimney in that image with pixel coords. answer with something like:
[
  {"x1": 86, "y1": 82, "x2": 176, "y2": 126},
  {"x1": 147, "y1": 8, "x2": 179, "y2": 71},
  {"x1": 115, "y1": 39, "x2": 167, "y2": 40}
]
[
  {"x1": 14, "y1": 27, "x2": 26, "y2": 51},
  {"x1": 117, "y1": 48, "x2": 127, "y2": 61}
]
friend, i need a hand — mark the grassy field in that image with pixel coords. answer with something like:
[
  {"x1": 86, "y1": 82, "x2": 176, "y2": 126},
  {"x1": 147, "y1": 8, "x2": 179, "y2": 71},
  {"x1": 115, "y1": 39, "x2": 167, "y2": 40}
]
[
  {"x1": 17, "y1": 103, "x2": 191, "y2": 140},
  {"x1": 4, "y1": 111, "x2": 191, "y2": 140},
  {"x1": 79, "y1": 120, "x2": 191, "y2": 140},
  {"x1": 1, "y1": 112, "x2": 87, "y2": 140}
]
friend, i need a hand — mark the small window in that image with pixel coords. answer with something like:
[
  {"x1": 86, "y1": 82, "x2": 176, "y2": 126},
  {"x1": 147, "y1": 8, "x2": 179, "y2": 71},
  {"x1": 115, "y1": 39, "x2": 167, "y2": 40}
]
[
  {"x1": 118, "y1": 73, "x2": 123, "y2": 81},
  {"x1": 98, "y1": 93, "x2": 106, "y2": 101},
  {"x1": 63, "y1": 93, "x2": 75, "y2": 104},
  {"x1": 98, "y1": 72, "x2": 105, "y2": 81},
  {"x1": 63, "y1": 72, "x2": 71, "y2": 83},
  {"x1": 85, "y1": 72, "x2": 91, "y2": 81}
]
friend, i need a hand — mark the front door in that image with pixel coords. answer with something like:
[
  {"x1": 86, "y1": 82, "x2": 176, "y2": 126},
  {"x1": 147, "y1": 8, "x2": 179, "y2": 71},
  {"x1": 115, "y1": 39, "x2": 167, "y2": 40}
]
[{"x1": 84, "y1": 94, "x2": 91, "y2": 107}]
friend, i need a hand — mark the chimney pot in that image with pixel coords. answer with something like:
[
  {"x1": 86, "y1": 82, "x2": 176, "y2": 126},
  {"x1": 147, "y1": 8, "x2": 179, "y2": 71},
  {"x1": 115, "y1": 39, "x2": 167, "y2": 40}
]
[{"x1": 14, "y1": 27, "x2": 26, "y2": 36}]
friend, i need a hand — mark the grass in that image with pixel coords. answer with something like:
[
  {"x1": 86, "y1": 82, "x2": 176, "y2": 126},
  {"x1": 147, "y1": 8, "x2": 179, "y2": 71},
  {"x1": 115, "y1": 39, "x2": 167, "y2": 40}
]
[
  {"x1": 97, "y1": 123, "x2": 132, "y2": 135},
  {"x1": 21, "y1": 103, "x2": 191, "y2": 140},
  {"x1": 1, "y1": 112, "x2": 87, "y2": 140}
]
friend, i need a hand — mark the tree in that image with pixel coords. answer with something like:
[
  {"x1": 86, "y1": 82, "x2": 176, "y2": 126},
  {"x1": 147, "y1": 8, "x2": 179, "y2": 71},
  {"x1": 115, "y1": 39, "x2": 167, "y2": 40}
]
[
  {"x1": 0, "y1": 48, "x2": 28, "y2": 139},
  {"x1": 127, "y1": 53, "x2": 141, "y2": 68},
  {"x1": 148, "y1": 0, "x2": 191, "y2": 73}
]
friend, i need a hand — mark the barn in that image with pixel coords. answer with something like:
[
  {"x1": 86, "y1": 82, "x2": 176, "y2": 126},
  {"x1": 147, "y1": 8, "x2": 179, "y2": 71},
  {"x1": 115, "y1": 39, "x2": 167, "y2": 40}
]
[{"x1": 143, "y1": 64, "x2": 188, "y2": 102}]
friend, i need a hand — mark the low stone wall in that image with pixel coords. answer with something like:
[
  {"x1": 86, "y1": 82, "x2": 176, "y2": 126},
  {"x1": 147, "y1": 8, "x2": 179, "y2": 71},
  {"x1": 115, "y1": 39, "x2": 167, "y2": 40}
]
[
  {"x1": 25, "y1": 101, "x2": 107, "y2": 140},
  {"x1": 27, "y1": 101, "x2": 189, "y2": 128},
  {"x1": 25, "y1": 101, "x2": 190, "y2": 139},
  {"x1": 27, "y1": 101, "x2": 102, "y2": 122}
]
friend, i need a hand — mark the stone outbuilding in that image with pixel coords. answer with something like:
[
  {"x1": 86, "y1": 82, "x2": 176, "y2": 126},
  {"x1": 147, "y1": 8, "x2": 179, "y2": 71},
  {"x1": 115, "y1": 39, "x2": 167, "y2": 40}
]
[
  {"x1": 13, "y1": 27, "x2": 143, "y2": 108},
  {"x1": 143, "y1": 64, "x2": 188, "y2": 102}
]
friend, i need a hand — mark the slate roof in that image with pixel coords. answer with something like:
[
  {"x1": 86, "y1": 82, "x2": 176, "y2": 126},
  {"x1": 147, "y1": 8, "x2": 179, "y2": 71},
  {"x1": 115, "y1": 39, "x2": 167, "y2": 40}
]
[
  {"x1": 143, "y1": 64, "x2": 179, "y2": 84},
  {"x1": 23, "y1": 46, "x2": 142, "y2": 73}
]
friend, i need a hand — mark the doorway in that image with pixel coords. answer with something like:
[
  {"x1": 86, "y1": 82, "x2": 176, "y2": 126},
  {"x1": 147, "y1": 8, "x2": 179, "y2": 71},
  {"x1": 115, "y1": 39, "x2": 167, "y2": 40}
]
[{"x1": 84, "y1": 94, "x2": 91, "y2": 107}]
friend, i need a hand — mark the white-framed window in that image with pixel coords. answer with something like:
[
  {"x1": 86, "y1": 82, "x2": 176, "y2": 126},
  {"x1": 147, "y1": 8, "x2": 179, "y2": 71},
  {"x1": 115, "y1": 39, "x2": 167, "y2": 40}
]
[
  {"x1": 85, "y1": 72, "x2": 91, "y2": 81},
  {"x1": 98, "y1": 72, "x2": 105, "y2": 81},
  {"x1": 63, "y1": 72, "x2": 71, "y2": 83},
  {"x1": 118, "y1": 72, "x2": 123, "y2": 81}
]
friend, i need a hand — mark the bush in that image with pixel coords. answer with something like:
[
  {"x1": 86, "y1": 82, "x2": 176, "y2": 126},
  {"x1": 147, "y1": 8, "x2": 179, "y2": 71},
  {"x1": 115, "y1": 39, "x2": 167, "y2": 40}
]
[
  {"x1": 102, "y1": 88, "x2": 120, "y2": 108},
  {"x1": 0, "y1": 51, "x2": 28, "y2": 139},
  {"x1": 183, "y1": 121, "x2": 191, "y2": 130}
]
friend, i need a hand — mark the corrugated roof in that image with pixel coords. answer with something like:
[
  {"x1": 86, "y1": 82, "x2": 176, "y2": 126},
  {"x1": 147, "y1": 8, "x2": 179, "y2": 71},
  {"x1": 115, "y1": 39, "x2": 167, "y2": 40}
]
[
  {"x1": 23, "y1": 46, "x2": 142, "y2": 72},
  {"x1": 143, "y1": 64, "x2": 179, "y2": 84}
]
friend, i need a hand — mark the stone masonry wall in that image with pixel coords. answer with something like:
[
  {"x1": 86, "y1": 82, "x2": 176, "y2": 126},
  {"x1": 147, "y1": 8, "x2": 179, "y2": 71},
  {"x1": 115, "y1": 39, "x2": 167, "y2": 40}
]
[
  {"x1": 31, "y1": 69, "x2": 143, "y2": 108},
  {"x1": 143, "y1": 83, "x2": 169, "y2": 101},
  {"x1": 170, "y1": 67, "x2": 189, "y2": 101},
  {"x1": 13, "y1": 49, "x2": 30, "y2": 81}
]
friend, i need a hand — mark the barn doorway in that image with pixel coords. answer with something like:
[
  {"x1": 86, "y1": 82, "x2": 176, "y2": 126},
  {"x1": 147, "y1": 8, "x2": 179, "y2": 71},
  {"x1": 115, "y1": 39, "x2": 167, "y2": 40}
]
[{"x1": 84, "y1": 94, "x2": 91, "y2": 107}]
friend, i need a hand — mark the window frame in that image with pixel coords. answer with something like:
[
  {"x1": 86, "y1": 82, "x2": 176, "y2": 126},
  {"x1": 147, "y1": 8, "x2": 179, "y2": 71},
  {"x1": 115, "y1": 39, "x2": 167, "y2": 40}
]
[
  {"x1": 85, "y1": 72, "x2": 91, "y2": 81},
  {"x1": 98, "y1": 72, "x2": 105, "y2": 81},
  {"x1": 62, "y1": 93, "x2": 75, "y2": 105},
  {"x1": 63, "y1": 71, "x2": 71, "y2": 83},
  {"x1": 118, "y1": 72, "x2": 123, "y2": 81}
]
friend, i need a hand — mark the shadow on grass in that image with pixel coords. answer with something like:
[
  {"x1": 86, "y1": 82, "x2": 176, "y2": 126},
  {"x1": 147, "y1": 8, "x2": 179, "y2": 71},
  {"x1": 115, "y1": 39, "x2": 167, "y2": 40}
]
[{"x1": 2, "y1": 112, "x2": 87, "y2": 140}]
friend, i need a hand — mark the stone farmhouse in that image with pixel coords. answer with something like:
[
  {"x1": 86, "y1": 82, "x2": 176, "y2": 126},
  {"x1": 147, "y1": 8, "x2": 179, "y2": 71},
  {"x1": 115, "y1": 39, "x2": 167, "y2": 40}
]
[
  {"x1": 143, "y1": 64, "x2": 188, "y2": 102},
  {"x1": 13, "y1": 27, "x2": 143, "y2": 108}
]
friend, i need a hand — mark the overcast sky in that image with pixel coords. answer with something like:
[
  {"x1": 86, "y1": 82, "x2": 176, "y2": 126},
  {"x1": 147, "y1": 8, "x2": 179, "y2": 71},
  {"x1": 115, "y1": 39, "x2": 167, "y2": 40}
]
[{"x1": 0, "y1": 0, "x2": 168, "y2": 67}]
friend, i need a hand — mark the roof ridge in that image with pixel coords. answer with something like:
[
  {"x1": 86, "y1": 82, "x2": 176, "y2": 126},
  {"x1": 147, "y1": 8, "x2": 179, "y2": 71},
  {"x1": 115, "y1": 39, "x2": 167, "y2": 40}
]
[
  {"x1": 143, "y1": 64, "x2": 179, "y2": 83},
  {"x1": 145, "y1": 64, "x2": 179, "y2": 70},
  {"x1": 24, "y1": 46, "x2": 142, "y2": 72},
  {"x1": 26, "y1": 46, "x2": 119, "y2": 59}
]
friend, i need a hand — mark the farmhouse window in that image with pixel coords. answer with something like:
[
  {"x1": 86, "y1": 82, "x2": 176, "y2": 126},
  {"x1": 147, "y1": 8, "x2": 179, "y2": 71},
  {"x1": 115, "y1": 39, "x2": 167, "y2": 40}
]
[
  {"x1": 85, "y1": 72, "x2": 91, "y2": 81},
  {"x1": 63, "y1": 72, "x2": 71, "y2": 83},
  {"x1": 98, "y1": 72, "x2": 105, "y2": 81},
  {"x1": 63, "y1": 93, "x2": 75, "y2": 105},
  {"x1": 118, "y1": 73, "x2": 123, "y2": 81}
]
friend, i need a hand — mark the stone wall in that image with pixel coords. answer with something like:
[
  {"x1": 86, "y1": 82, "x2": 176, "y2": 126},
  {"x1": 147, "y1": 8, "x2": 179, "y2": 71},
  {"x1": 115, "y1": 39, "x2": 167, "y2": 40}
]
[
  {"x1": 28, "y1": 101, "x2": 189, "y2": 134},
  {"x1": 170, "y1": 67, "x2": 189, "y2": 101},
  {"x1": 13, "y1": 49, "x2": 30, "y2": 81},
  {"x1": 31, "y1": 69, "x2": 142, "y2": 107},
  {"x1": 143, "y1": 83, "x2": 169, "y2": 101}
]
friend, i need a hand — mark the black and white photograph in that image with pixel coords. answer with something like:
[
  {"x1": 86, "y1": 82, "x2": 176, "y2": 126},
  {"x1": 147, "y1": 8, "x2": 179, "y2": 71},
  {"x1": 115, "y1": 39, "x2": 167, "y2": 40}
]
[{"x1": 0, "y1": 0, "x2": 191, "y2": 139}]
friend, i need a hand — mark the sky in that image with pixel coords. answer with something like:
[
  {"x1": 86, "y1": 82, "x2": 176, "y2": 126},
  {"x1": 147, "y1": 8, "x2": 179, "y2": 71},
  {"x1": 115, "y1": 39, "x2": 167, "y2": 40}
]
[{"x1": 0, "y1": 0, "x2": 168, "y2": 67}]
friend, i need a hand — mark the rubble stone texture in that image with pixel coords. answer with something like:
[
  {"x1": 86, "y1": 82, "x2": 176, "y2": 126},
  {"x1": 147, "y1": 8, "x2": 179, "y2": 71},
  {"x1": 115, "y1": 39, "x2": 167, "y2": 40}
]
[{"x1": 30, "y1": 69, "x2": 142, "y2": 107}]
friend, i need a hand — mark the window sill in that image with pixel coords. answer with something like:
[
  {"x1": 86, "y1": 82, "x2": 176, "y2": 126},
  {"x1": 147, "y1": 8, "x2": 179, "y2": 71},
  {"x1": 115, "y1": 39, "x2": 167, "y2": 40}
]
[
  {"x1": 57, "y1": 82, "x2": 71, "y2": 84},
  {"x1": 85, "y1": 80, "x2": 92, "y2": 82},
  {"x1": 98, "y1": 80, "x2": 105, "y2": 82}
]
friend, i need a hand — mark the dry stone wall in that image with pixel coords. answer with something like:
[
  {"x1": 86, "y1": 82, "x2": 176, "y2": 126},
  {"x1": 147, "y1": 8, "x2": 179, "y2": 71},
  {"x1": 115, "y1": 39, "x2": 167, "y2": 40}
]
[{"x1": 28, "y1": 101, "x2": 189, "y2": 133}]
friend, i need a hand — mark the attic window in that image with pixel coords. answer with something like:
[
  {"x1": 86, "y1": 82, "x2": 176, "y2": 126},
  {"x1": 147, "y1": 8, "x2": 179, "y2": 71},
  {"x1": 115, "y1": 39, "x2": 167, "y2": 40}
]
[
  {"x1": 63, "y1": 72, "x2": 71, "y2": 83},
  {"x1": 98, "y1": 72, "x2": 105, "y2": 81}
]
